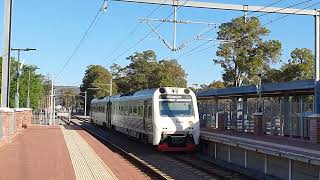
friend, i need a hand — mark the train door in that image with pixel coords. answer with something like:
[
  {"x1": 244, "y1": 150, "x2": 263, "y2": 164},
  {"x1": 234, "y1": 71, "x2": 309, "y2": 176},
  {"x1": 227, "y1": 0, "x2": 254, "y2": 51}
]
[
  {"x1": 108, "y1": 102, "x2": 112, "y2": 128},
  {"x1": 143, "y1": 101, "x2": 147, "y2": 131},
  {"x1": 105, "y1": 101, "x2": 112, "y2": 128}
]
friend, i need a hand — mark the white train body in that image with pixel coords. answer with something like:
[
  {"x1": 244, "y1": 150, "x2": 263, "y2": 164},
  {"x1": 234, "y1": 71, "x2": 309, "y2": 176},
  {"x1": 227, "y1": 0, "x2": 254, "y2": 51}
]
[{"x1": 90, "y1": 87, "x2": 200, "y2": 151}]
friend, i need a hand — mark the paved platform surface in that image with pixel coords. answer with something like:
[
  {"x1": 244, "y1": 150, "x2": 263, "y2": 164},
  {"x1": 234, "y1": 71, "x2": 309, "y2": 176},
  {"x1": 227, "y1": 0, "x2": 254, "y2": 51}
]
[
  {"x1": 0, "y1": 123, "x2": 147, "y2": 180},
  {"x1": 201, "y1": 128, "x2": 320, "y2": 165},
  {"x1": 0, "y1": 126, "x2": 75, "y2": 180}
]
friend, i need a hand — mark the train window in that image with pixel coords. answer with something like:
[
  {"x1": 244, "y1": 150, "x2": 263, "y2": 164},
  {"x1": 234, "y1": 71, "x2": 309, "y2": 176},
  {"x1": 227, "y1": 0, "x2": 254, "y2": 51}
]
[
  {"x1": 124, "y1": 106, "x2": 128, "y2": 115},
  {"x1": 137, "y1": 106, "x2": 143, "y2": 117},
  {"x1": 148, "y1": 106, "x2": 152, "y2": 119},
  {"x1": 133, "y1": 106, "x2": 138, "y2": 116},
  {"x1": 159, "y1": 101, "x2": 193, "y2": 117},
  {"x1": 129, "y1": 105, "x2": 133, "y2": 115}
]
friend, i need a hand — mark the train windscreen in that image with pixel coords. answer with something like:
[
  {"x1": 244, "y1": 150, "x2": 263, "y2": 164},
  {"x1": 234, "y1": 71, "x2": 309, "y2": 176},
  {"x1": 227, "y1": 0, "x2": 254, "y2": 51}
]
[{"x1": 159, "y1": 101, "x2": 193, "y2": 117}]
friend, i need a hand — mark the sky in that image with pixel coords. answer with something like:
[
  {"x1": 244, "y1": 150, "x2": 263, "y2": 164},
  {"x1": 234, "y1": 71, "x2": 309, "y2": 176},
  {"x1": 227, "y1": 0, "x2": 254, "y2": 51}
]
[{"x1": 0, "y1": 0, "x2": 318, "y2": 87}]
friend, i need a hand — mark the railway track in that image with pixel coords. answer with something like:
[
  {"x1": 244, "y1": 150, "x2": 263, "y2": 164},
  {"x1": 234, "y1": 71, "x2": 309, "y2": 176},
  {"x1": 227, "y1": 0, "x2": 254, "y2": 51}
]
[
  {"x1": 65, "y1": 116, "x2": 253, "y2": 180},
  {"x1": 60, "y1": 116, "x2": 169, "y2": 180}
]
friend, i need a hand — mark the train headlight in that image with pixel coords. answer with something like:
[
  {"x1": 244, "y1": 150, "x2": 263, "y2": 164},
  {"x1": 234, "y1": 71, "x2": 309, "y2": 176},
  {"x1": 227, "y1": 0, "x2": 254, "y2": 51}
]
[
  {"x1": 159, "y1": 88, "x2": 166, "y2": 93},
  {"x1": 184, "y1": 88, "x2": 190, "y2": 94}
]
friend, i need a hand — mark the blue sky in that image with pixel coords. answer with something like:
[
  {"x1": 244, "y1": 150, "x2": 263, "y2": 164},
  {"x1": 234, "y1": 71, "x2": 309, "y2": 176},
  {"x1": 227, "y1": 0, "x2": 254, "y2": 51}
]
[{"x1": 0, "y1": 0, "x2": 318, "y2": 87}]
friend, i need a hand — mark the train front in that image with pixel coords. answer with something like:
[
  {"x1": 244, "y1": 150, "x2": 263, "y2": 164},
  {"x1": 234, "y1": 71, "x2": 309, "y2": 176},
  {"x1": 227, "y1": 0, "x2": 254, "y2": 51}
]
[{"x1": 153, "y1": 87, "x2": 200, "y2": 152}]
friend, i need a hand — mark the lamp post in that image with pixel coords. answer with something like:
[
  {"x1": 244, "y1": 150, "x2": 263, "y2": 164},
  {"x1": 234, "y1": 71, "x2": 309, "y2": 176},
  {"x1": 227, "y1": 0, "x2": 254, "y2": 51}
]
[
  {"x1": 79, "y1": 91, "x2": 87, "y2": 116},
  {"x1": 11, "y1": 48, "x2": 36, "y2": 108},
  {"x1": 27, "y1": 67, "x2": 39, "y2": 108}
]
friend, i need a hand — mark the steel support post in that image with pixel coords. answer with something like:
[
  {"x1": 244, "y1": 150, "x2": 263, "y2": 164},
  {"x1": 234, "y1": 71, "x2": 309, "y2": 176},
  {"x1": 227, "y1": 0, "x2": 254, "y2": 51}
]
[
  {"x1": 27, "y1": 70, "x2": 31, "y2": 108},
  {"x1": 1, "y1": 0, "x2": 13, "y2": 107},
  {"x1": 173, "y1": 2, "x2": 177, "y2": 51},
  {"x1": 84, "y1": 91, "x2": 87, "y2": 116},
  {"x1": 53, "y1": 90, "x2": 55, "y2": 125},
  {"x1": 214, "y1": 98, "x2": 218, "y2": 129},
  {"x1": 242, "y1": 97, "x2": 248, "y2": 132},
  {"x1": 315, "y1": 11, "x2": 320, "y2": 114}
]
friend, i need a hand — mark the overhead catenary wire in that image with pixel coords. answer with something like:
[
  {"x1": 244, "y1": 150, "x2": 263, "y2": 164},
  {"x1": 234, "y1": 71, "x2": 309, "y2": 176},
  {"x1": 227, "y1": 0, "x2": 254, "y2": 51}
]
[
  {"x1": 263, "y1": 1, "x2": 320, "y2": 26},
  {"x1": 105, "y1": 0, "x2": 190, "y2": 64},
  {"x1": 246, "y1": 0, "x2": 287, "y2": 16},
  {"x1": 176, "y1": 1, "x2": 320, "y2": 60},
  {"x1": 55, "y1": 1, "x2": 107, "y2": 78},
  {"x1": 256, "y1": 0, "x2": 313, "y2": 18},
  {"x1": 102, "y1": 0, "x2": 169, "y2": 64}
]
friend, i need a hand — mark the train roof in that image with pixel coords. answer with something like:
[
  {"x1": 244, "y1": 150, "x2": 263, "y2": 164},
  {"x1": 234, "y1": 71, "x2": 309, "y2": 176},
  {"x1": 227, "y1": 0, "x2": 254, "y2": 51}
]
[{"x1": 91, "y1": 88, "x2": 158, "y2": 104}]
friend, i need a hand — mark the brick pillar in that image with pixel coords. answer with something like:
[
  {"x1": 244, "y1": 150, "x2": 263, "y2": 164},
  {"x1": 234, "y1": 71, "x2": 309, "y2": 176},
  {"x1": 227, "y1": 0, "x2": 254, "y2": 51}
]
[
  {"x1": 309, "y1": 115, "x2": 320, "y2": 144},
  {"x1": 254, "y1": 112, "x2": 263, "y2": 136},
  {"x1": 21, "y1": 108, "x2": 32, "y2": 128},
  {"x1": 14, "y1": 109, "x2": 23, "y2": 133},
  {"x1": 0, "y1": 108, "x2": 14, "y2": 144}
]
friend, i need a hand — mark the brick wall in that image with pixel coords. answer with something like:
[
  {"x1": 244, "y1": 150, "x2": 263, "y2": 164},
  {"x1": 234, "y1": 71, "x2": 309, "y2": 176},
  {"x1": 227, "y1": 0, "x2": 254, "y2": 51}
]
[
  {"x1": 0, "y1": 108, "x2": 14, "y2": 145},
  {"x1": 14, "y1": 109, "x2": 23, "y2": 133},
  {"x1": 310, "y1": 117, "x2": 320, "y2": 144},
  {"x1": 21, "y1": 108, "x2": 32, "y2": 127}
]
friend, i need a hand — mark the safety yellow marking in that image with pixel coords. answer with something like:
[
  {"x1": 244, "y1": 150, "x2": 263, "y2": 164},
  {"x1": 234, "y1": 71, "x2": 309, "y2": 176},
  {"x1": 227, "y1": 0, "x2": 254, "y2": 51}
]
[{"x1": 61, "y1": 125, "x2": 118, "y2": 180}]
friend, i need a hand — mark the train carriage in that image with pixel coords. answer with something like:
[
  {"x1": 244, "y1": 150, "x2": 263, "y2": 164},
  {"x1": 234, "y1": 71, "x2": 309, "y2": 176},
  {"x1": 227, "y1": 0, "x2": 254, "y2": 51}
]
[{"x1": 90, "y1": 87, "x2": 200, "y2": 151}]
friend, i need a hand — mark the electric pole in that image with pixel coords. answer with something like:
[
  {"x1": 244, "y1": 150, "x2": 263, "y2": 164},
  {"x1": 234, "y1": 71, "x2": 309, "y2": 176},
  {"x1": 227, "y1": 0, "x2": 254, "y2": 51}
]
[{"x1": 1, "y1": 0, "x2": 12, "y2": 107}]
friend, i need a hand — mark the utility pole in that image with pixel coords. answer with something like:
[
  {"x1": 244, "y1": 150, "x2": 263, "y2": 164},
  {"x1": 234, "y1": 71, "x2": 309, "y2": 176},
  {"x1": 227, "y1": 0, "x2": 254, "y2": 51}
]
[
  {"x1": 1, "y1": 0, "x2": 12, "y2": 107},
  {"x1": 27, "y1": 70, "x2": 31, "y2": 108},
  {"x1": 27, "y1": 67, "x2": 39, "y2": 108},
  {"x1": 15, "y1": 50, "x2": 21, "y2": 108},
  {"x1": 53, "y1": 90, "x2": 56, "y2": 125},
  {"x1": 84, "y1": 91, "x2": 87, "y2": 116},
  {"x1": 50, "y1": 75, "x2": 54, "y2": 125},
  {"x1": 110, "y1": 78, "x2": 112, "y2": 96}
]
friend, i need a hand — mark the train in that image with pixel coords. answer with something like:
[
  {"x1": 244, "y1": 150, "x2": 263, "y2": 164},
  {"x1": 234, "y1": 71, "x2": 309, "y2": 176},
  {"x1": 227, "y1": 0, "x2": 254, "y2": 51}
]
[{"x1": 90, "y1": 87, "x2": 200, "y2": 151}]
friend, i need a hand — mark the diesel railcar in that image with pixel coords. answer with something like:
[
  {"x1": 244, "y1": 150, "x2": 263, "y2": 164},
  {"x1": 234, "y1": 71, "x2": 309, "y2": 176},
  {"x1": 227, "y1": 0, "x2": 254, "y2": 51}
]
[{"x1": 90, "y1": 87, "x2": 200, "y2": 151}]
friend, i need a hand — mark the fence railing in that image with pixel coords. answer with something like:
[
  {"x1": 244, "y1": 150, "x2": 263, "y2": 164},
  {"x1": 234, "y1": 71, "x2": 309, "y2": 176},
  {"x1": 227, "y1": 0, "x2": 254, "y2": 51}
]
[{"x1": 198, "y1": 96, "x2": 313, "y2": 140}]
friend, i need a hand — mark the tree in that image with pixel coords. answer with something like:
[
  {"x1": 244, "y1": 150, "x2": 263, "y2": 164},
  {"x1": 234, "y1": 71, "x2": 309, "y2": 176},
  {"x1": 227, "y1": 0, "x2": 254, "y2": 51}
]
[
  {"x1": 59, "y1": 89, "x2": 77, "y2": 108},
  {"x1": 0, "y1": 57, "x2": 45, "y2": 109},
  {"x1": 112, "y1": 50, "x2": 187, "y2": 93},
  {"x1": 80, "y1": 65, "x2": 116, "y2": 113},
  {"x1": 208, "y1": 80, "x2": 225, "y2": 89},
  {"x1": 150, "y1": 59, "x2": 187, "y2": 88},
  {"x1": 213, "y1": 16, "x2": 282, "y2": 87},
  {"x1": 264, "y1": 48, "x2": 314, "y2": 83}
]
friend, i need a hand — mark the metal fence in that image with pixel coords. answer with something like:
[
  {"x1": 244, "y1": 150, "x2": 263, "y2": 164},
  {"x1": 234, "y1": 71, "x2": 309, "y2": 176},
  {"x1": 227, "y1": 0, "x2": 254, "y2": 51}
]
[{"x1": 198, "y1": 96, "x2": 313, "y2": 140}]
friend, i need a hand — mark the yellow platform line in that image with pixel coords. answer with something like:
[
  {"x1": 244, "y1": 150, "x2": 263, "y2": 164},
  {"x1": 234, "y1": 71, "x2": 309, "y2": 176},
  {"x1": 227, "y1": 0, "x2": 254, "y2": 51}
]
[{"x1": 61, "y1": 125, "x2": 118, "y2": 180}]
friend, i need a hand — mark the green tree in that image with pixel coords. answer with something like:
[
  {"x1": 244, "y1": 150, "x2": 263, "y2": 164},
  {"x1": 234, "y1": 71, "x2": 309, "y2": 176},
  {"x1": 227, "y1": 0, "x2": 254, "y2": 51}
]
[
  {"x1": 112, "y1": 50, "x2": 187, "y2": 93},
  {"x1": 208, "y1": 80, "x2": 225, "y2": 89},
  {"x1": 0, "y1": 57, "x2": 45, "y2": 109},
  {"x1": 264, "y1": 48, "x2": 314, "y2": 82},
  {"x1": 150, "y1": 59, "x2": 187, "y2": 88},
  {"x1": 80, "y1": 65, "x2": 116, "y2": 113},
  {"x1": 214, "y1": 16, "x2": 282, "y2": 87},
  {"x1": 59, "y1": 88, "x2": 77, "y2": 108}
]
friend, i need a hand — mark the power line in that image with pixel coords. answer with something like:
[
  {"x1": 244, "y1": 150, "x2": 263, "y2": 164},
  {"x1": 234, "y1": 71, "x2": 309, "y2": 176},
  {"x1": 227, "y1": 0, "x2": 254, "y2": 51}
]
[
  {"x1": 246, "y1": 0, "x2": 287, "y2": 16},
  {"x1": 102, "y1": 0, "x2": 169, "y2": 64},
  {"x1": 105, "y1": 0, "x2": 190, "y2": 64},
  {"x1": 256, "y1": 0, "x2": 313, "y2": 18},
  {"x1": 55, "y1": 1, "x2": 107, "y2": 78},
  {"x1": 263, "y1": 1, "x2": 320, "y2": 26},
  {"x1": 177, "y1": 1, "x2": 320, "y2": 60},
  {"x1": 176, "y1": 40, "x2": 212, "y2": 59}
]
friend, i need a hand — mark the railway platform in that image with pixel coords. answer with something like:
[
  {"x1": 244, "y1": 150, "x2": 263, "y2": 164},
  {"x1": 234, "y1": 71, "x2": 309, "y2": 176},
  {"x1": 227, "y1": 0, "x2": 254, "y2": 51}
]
[{"x1": 0, "y1": 121, "x2": 147, "y2": 180}]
